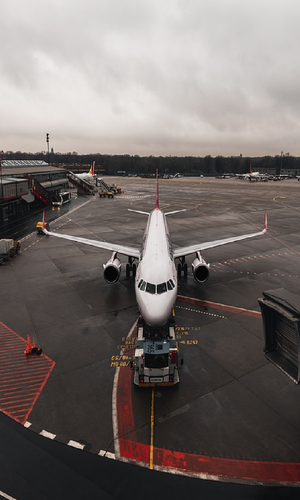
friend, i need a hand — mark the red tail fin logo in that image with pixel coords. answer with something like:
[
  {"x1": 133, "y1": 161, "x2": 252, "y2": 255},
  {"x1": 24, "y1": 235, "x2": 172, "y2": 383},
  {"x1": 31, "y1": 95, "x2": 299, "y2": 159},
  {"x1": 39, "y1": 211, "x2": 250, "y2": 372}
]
[{"x1": 89, "y1": 161, "x2": 95, "y2": 176}]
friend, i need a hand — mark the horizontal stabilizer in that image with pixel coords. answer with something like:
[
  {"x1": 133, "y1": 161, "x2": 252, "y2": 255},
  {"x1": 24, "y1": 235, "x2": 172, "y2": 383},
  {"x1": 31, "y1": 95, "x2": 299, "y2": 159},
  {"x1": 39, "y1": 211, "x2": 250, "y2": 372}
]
[
  {"x1": 128, "y1": 209, "x2": 150, "y2": 216},
  {"x1": 165, "y1": 209, "x2": 187, "y2": 216}
]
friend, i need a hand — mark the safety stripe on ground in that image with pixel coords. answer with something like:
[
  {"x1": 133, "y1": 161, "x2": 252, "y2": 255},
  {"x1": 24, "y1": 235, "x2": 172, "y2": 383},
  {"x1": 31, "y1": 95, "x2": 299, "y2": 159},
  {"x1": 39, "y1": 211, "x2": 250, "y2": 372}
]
[{"x1": 0, "y1": 322, "x2": 55, "y2": 425}]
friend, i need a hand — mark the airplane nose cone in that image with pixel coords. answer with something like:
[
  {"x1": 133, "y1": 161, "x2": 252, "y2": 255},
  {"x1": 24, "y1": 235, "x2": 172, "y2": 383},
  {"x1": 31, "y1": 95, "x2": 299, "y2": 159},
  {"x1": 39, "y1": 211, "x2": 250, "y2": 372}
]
[{"x1": 143, "y1": 296, "x2": 173, "y2": 326}]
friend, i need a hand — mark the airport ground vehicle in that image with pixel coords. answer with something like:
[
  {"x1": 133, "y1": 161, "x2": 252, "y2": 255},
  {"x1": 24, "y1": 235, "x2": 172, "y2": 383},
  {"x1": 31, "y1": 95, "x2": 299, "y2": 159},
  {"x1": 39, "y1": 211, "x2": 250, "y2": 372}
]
[
  {"x1": 0, "y1": 239, "x2": 21, "y2": 264},
  {"x1": 133, "y1": 318, "x2": 181, "y2": 386},
  {"x1": 98, "y1": 191, "x2": 114, "y2": 198},
  {"x1": 36, "y1": 221, "x2": 49, "y2": 233},
  {"x1": 52, "y1": 191, "x2": 71, "y2": 206}
]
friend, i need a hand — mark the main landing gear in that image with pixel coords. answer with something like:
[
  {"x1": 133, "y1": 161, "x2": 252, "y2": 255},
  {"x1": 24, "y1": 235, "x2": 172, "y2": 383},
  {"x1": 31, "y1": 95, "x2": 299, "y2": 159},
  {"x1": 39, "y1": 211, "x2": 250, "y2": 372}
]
[
  {"x1": 177, "y1": 256, "x2": 188, "y2": 279},
  {"x1": 126, "y1": 256, "x2": 137, "y2": 278}
]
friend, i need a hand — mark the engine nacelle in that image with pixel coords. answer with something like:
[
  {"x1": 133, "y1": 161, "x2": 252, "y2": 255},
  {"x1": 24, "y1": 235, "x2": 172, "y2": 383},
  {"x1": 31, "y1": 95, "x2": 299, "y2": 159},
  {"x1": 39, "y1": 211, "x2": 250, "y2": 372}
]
[
  {"x1": 192, "y1": 255, "x2": 210, "y2": 283},
  {"x1": 103, "y1": 257, "x2": 121, "y2": 283}
]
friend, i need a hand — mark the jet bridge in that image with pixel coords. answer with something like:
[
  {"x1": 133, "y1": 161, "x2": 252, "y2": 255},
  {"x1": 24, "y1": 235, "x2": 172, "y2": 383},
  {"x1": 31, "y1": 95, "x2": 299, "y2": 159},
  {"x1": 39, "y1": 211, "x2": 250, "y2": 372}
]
[{"x1": 258, "y1": 288, "x2": 300, "y2": 383}]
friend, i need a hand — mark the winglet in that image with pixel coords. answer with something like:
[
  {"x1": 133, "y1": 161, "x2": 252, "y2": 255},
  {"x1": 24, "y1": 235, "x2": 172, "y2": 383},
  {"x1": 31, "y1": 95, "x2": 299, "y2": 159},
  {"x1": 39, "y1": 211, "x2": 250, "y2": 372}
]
[{"x1": 155, "y1": 169, "x2": 159, "y2": 210}]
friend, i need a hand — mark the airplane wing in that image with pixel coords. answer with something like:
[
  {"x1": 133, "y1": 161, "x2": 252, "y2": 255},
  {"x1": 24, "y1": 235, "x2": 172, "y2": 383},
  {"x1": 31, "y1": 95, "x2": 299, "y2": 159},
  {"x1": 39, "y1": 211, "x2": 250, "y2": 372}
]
[
  {"x1": 43, "y1": 228, "x2": 140, "y2": 259},
  {"x1": 173, "y1": 213, "x2": 267, "y2": 259}
]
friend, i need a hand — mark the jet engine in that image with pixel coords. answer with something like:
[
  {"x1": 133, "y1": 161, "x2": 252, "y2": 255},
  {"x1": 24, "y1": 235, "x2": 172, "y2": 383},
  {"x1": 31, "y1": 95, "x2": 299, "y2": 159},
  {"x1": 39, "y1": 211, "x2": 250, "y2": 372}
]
[
  {"x1": 192, "y1": 252, "x2": 210, "y2": 283},
  {"x1": 103, "y1": 254, "x2": 121, "y2": 283}
]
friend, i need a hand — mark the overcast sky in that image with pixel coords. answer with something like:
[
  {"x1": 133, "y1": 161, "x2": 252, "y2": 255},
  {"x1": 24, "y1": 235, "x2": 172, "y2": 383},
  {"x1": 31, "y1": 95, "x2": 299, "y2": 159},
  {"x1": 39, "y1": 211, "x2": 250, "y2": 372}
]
[{"x1": 1, "y1": 0, "x2": 300, "y2": 157}]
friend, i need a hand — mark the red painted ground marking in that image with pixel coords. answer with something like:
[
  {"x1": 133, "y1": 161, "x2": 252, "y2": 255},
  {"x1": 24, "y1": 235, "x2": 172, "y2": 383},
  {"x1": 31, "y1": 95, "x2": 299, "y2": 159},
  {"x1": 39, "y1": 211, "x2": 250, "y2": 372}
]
[
  {"x1": 177, "y1": 295, "x2": 261, "y2": 318},
  {"x1": 117, "y1": 328, "x2": 138, "y2": 442},
  {"x1": 0, "y1": 321, "x2": 55, "y2": 425},
  {"x1": 117, "y1": 297, "x2": 300, "y2": 483}
]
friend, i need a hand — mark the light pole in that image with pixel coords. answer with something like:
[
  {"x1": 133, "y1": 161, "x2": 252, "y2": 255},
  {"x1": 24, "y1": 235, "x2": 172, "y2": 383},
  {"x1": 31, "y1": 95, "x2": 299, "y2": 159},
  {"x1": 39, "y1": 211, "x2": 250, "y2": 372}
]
[
  {"x1": 0, "y1": 158, "x2": 2, "y2": 198},
  {"x1": 46, "y1": 133, "x2": 50, "y2": 163}
]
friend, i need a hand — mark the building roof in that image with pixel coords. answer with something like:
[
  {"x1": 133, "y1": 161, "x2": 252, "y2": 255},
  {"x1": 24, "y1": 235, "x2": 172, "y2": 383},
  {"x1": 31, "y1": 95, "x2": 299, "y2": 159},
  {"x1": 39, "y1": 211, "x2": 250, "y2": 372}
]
[
  {"x1": 2, "y1": 160, "x2": 49, "y2": 167},
  {"x1": 0, "y1": 160, "x2": 67, "y2": 176}
]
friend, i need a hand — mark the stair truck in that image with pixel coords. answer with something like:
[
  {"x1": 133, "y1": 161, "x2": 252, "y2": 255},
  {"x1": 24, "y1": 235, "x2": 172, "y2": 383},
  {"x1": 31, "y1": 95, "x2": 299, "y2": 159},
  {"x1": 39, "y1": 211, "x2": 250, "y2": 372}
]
[{"x1": 133, "y1": 318, "x2": 181, "y2": 387}]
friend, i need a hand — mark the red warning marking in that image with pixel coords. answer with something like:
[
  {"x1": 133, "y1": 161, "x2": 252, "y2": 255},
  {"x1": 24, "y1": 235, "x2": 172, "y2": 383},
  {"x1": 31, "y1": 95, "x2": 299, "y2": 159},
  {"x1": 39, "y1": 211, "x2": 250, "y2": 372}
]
[
  {"x1": 0, "y1": 321, "x2": 55, "y2": 425},
  {"x1": 117, "y1": 298, "x2": 300, "y2": 484},
  {"x1": 177, "y1": 295, "x2": 261, "y2": 318}
]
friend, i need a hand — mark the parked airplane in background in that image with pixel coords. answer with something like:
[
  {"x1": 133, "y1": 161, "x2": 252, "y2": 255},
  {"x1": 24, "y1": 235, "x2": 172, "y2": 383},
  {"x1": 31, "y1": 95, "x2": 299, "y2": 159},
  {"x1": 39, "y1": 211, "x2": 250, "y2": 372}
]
[
  {"x1": 42, "y1": 172, "x2": 267, "y2": 327},
  {"x1": 72, "y1": 161, "x2": 96, "y2": 183},
  {"x1": 236, "y1": 166, "x2": 267, "y2": 181}
]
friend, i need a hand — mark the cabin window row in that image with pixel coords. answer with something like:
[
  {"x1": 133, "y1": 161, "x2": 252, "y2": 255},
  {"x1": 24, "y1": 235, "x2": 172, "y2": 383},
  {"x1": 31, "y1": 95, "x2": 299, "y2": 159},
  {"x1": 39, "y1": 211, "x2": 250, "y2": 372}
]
[{"x1": 138, "y1": 279, "x2": 175, "y2": 294}]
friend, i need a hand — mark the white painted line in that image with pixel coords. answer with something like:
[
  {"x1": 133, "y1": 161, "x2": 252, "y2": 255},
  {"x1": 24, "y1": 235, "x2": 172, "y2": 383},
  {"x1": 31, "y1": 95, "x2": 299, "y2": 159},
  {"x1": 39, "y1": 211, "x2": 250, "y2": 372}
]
[
  {"x1": 67, "y1": 440, "x2": 85, "y2": 450},
  {"x1": 24, "y1": 421, "x2": 32, "y2": 428},
  {"x1": 40, "y1": 430, "x2": 56, "y2": 440},
  {"x1": 99, "y1": 450, "x2": 116, "y2": 460},
  {"x1": 0, "y1": 490, "x2": 18, "y2": 500}
]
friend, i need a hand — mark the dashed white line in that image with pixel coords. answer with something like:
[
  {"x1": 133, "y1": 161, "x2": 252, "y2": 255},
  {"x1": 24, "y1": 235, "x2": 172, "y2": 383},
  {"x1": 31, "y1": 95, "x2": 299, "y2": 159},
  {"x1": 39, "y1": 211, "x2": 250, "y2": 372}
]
[
  {"x1": 99, "y1": 450, "x2": 116, "y2": 460},
  {"x1": 176, "y1": 305, "x2": 227, "y2": 319},
  {"x1": 24, "y1": 421, "x2": 32, "y2": 428},
  {"x1": 67, "y1": 440, "x2": 85, "y2": 450},
  {"x1": 40, "y1": 430, "x2": 56, "y2": 440}
]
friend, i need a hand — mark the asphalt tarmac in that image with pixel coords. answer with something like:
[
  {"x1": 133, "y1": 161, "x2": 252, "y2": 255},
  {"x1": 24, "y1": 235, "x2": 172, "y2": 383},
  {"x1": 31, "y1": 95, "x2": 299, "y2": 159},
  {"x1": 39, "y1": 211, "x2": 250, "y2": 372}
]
[{"x1": 1, "y1": 176, "x2": 300, "y2": 499}]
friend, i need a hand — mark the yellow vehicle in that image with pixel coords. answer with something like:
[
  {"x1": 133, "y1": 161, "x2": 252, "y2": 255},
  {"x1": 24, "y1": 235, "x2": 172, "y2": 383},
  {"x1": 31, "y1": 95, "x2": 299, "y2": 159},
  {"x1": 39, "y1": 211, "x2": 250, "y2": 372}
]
[
  {"x1": 98, "y1": 191, "x2": 114, "y2": 198},
  {"x1": 36, "y1": 221, "x2": 49, "y2": 234}
]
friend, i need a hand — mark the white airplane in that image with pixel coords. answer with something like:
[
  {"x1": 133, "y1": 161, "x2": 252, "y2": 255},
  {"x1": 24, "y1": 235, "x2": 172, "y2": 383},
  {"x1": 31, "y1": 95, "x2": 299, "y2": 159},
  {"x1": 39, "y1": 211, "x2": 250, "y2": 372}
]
[
  {"x1": 72, "y1": 161, "x2": 96, "y2": 183},
  {"x1": 236, "y1": 166, "x2": 267, "y2": 181},
  {"x1": 42, "y1": 172, "x2": 267, "y2": 327}
]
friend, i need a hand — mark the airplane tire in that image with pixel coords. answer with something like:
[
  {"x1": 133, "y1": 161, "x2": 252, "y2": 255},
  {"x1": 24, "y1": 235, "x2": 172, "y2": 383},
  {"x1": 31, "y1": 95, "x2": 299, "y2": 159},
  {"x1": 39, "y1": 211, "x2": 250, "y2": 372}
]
[
  {"x1": 183, "y1": 263, "x2": 188, "y2": 278},
  {"x1": 177, "y1": 263, "x2": 182, "y2": 278},
  {"x1": 132, "y1": 264, "x2": 136, "y2": 277}
]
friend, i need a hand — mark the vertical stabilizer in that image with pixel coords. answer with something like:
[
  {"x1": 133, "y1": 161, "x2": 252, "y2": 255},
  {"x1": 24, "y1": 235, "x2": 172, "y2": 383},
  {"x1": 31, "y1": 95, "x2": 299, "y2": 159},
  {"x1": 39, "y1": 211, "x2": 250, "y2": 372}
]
[
  {"x1": 156, "y1": 169, "x2": 159, "y2": 210},
  {"x1": 89, "y1": 161, "x2": 95, "y2": 176}
]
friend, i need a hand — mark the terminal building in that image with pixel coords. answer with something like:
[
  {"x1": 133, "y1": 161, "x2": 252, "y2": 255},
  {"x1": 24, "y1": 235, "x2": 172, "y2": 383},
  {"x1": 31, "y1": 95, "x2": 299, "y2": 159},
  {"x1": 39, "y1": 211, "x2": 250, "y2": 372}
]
[{"x1": 0, "y1": 160, "x2": 69, "y2": 228}]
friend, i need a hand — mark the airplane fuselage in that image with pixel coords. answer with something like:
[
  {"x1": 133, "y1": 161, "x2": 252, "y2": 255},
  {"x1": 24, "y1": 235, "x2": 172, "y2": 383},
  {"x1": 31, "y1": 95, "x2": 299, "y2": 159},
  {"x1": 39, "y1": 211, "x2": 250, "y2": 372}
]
[
  {"x1": 75, "y1": 172, "x2": 95, "y2": 183},
  {"x1": 135, "y1": 208, "x2": 177, "y2": 326}
]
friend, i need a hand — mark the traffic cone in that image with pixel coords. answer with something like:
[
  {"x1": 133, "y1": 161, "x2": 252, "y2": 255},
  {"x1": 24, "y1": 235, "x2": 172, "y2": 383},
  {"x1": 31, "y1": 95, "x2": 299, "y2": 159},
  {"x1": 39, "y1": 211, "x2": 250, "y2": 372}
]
[
  {"x1": 24, "y1": 335, "x2": 32, "y2": 355},
  {"x1": 31, "y1": 337, "x2": 38, "y2": 355}
]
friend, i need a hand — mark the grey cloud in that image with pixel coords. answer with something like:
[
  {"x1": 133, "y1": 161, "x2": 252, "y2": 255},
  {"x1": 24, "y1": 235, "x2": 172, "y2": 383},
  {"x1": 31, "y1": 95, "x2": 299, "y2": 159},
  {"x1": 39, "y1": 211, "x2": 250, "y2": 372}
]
[{"x1": 1, "y1": 0, "x2": 300, "y2": 156}]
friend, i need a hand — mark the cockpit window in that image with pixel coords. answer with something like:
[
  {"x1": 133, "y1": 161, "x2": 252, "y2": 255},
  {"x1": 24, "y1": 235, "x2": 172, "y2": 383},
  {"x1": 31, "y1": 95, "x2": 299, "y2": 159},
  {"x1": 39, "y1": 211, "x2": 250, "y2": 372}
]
[
  {"x1": 167, "y1": 279, "x2": 175, "y2": 290},
  {"x1": 157, "y1": 282, "x2": 167, "y2": 294},
  {"x1": 146, "y1": 282, "x2": 156, "y2": 294},
  {"x1": 139, "y1": 279, "x2": 175, "y2": 294}
]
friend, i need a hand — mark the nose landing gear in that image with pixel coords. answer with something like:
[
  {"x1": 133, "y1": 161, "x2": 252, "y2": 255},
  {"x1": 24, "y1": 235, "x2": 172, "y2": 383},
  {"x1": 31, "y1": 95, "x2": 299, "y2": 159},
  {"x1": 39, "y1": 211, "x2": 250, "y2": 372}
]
[
  {"x1": 177, "y1": 256, "x2": 188, "y2": 278},
  {"x1": 126, "y1": 256, "x2": 137, "y2": 278}
]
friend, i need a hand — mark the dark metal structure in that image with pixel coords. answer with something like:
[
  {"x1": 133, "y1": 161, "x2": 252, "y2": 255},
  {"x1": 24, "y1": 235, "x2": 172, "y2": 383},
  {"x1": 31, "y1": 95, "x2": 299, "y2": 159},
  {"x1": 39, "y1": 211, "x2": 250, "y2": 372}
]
[{"x1": 258, "y1": 288, "x2": 300, "y2": 383}]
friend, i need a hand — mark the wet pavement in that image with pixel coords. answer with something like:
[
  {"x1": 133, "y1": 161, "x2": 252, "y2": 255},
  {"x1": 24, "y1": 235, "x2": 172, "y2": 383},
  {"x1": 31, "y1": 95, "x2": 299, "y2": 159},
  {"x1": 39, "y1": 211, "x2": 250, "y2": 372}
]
[{"x1": 1, "y1": 176, "x2": 300, "y2": 497}]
